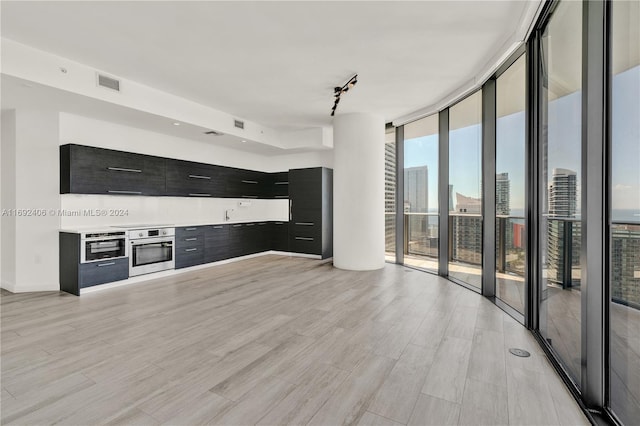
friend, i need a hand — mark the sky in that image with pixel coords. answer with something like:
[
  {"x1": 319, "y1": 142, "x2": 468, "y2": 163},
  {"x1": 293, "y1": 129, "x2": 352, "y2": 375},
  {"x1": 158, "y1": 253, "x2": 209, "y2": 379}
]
[{"x1": 401, "y1": 65, "x2": 639, "y2": 220}]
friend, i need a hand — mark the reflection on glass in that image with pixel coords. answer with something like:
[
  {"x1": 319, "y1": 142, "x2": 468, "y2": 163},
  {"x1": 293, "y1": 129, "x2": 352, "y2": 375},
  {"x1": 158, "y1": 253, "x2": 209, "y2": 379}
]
[
  {"x1": 403, "y1": 115, "x2": 439, "y2": 272},
  {"x1": 609, "y1": 1, "x2": 640, "y2": 423},
  {"x1": 539, "y1": 0, "x2": 583, "y2": 387},
  {"x1": 496, "y1": 55, "x2": 527, "y2": 314},
  {"x1": 449, "y1": 91, "x2": 482, "y2": 288},
  {"x1": 385, "y1": 127, "x2": 396, "y2": 262}
]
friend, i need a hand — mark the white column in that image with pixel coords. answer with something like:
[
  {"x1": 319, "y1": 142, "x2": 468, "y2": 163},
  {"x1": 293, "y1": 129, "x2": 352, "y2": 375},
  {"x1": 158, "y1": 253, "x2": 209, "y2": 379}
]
[{"x1": 333, "y1": 112, "x2": 385, "y2": 270}]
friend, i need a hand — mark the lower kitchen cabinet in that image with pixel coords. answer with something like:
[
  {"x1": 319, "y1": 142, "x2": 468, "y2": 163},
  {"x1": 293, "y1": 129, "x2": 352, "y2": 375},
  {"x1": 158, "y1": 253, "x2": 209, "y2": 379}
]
[
  {"x1": 79, "y1": 258, "x2": 129, "y2": 288},
  {"x1": 271, "y1": 221, "x2": 289, "y2": 251},
  {"x1": 175, "y1": 226, "x2": 205, "y2": 269},
  {"x1": 205, "y1": 224, "x2": 230, "y2": 263},
  {"x1": 60, "y1": 232, "x2": 130, "y2": 296}
]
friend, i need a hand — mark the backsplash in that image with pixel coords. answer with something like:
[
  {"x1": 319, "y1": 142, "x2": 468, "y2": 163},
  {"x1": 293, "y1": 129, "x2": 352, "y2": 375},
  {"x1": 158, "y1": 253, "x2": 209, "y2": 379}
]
[{"x1": 60, "y1": 194, "x2": 289, "y2": 228}]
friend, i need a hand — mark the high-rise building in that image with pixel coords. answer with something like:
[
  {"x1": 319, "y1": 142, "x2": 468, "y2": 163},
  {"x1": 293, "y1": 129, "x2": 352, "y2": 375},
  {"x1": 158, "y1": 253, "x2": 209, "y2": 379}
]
[
  {"x1": 404, "y1": 166, "x2": 428, "y2": 213},
  {"x1": 452, "y1": 193, "x2": 482, "y2": 265},
  {"x1": 496, "y1": 172, "x2": 510, "y2": 215},
  {"x1": 547, "y1": 168, "x2": 579, "y2": 287},
  {"x1": 549, "y1": 168, "x2": 577, "y2": 218},
  {"x1": 384, "y1": 140, "x2": 396, "y2": 253},
  {"x1": 611, "y1": 224, "x2": 640, "y2": 307}
]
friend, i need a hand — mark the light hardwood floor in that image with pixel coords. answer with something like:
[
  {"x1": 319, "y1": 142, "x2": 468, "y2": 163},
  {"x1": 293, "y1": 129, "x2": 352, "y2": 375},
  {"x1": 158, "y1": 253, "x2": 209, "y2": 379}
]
[{"x1": 1, "y1": 255, "x2": 588, "y2": 425}]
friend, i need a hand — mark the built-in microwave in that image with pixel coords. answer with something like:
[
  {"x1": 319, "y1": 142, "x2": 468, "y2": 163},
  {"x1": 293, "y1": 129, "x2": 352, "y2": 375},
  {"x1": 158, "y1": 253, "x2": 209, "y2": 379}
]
[{"x1": 80, "y1": 231, "x2": 128, "y2": 263}]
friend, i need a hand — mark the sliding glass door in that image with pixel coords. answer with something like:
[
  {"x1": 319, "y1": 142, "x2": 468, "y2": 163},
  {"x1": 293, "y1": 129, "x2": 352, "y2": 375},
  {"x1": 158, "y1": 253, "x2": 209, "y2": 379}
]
[
  {"x1": 403, "y1": 115, "x2": 439, "y2": 273},
  {"x1": 449, "y1": 91, "x2": 483, "y2": 289}
]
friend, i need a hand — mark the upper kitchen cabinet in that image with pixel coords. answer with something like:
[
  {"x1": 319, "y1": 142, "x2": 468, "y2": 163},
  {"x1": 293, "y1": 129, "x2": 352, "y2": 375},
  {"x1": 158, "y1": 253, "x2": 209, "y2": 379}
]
[
  {"x1": 60, "y1": 144, "x2": 165, "y2": 196},
  {"x1": 288, "y1": 167, "x2": 333, "y2": 259},
  {"x1": 165, "y1": 159, "x2": 225, "y2": 198},
  {"x1": 270, "y1": 171, "x2": 289, "y2": 199},
  {"x1": 224, "y1": 168, "x2": 267, "y2": 199}
]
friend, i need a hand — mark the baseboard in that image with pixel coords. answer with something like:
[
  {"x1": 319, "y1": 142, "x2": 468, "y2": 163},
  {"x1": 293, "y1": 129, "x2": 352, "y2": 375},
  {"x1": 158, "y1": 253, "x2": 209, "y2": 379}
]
[
  {"x1": 1, "y1": 280, "x2": 58, "y2": 293},
  {"x1": 80, "y1": 251, "x2": 322, "y2": 295}
]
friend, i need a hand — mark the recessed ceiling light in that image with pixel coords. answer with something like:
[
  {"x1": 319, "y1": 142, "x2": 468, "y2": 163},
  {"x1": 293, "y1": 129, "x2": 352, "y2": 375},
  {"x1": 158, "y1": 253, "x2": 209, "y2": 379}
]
[
  {"x1": 173, "y1": 122, "x2": 180, "y2": 126},
  {"x1": 241, "y1": 140, "x2": 247, "y2": 143}
]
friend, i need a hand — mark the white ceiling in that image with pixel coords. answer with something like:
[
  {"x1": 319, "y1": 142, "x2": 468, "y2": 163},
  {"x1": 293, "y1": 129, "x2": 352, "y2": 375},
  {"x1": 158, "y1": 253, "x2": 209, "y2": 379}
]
[{"x1": 1, "y1": 1, "x2": 535, "y2": 131}]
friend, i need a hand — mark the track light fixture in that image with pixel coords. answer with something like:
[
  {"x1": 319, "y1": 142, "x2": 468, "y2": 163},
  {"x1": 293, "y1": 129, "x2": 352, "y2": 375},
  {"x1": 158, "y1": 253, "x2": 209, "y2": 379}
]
[{"x1": 330, "y1": 74, "x2": 357, "y2": 116}]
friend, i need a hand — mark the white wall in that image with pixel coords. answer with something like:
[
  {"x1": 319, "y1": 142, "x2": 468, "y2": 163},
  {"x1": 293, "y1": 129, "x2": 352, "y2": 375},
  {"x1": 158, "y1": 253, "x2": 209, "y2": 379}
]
[
  {"x1": 1, "y1": 109, "x2": 60, "y2": 292},
  {"x1": 1, "y1": 110, "x2": 17, "y2": 289}
]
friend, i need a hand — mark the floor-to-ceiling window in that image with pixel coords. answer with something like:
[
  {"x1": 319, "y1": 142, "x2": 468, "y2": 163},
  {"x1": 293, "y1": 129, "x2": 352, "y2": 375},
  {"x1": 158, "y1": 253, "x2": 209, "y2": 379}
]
[
  {"x1": 403, "y1": 114, "x2": 439, "y2": 273},
  {"x1": 539, "y1": 0, "x2": 583, "y2": 387},
  {"x1": 385, "y1": 126, "x2": 396, "y2": 262},
  {"x1": 495, "y1": 55, "x2": 526, "y2": 314},
  {"x1": 609, "y1": 0, "x2": 640, "y2": 422},
  {"x1": 449, "y1": 91, "x2": 483, "y2": 289}
]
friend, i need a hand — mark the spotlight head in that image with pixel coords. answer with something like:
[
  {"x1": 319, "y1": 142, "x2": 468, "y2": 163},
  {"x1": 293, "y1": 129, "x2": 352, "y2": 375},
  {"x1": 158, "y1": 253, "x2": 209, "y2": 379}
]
[
  {"x1": 331, "y1": 111, "x2": 335, "y2": 116},
  {"x1": 343, "y1": 87, "x2": 349, "y2": 93},
  {"x1": 334, "y1": 86, "x2": 342, "y2": 94}
]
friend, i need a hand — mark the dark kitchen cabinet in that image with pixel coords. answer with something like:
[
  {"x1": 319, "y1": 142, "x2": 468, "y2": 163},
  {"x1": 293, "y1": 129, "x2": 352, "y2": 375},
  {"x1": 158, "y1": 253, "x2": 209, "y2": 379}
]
[
  {"x1": 205, "y1": 224, "x2": 230, "y2": 263},
  {"x1": 271, "y1": 221, "x2": 289, "y2": 252},
  {"x1": 228, "y1": 224, "x2": 246, "y2": 258},
  {"x1": 175, "y1": 226, "x2": 205, "y2": 269},
  {"x1": 225, "y1": 168, "x2": 266, "y2": 199},
  {"x1": 270, "y1": 171, "x2": 289, "y2": 199},
  {"x1": 59, "y1": 232, "x2": 129, "y2": 296},
  {"x1": 165, "y1": 160, "x2": 224, "y2": 198},
  {"x1": 79, "y1": 258, "x2": 129, "y2": 288},
  {"x1": 288, "y1": 167, "x2": 333, "y2": 259},
  {"x1": 60, "y1": 144, "x2": 165, "y2": 196}
]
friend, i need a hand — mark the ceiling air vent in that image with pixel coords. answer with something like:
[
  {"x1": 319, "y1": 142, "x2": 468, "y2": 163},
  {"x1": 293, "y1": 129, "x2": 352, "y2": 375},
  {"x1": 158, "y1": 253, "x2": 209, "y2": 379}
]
[
  {"x1": 234, "y1": 119, "x2": 244, "y2": 130},
  {"x1": 97, "y1": 73, "x2": 121, "y2": 92},
  {"x1": 204, "y1": 130, "x2": 224, "y2": 136}
]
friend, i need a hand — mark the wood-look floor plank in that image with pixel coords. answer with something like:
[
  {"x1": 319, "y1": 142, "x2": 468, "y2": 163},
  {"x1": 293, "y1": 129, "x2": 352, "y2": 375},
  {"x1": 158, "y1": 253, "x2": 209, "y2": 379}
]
[
  {"x1": 256, "y1": 363, "x2": 349, "y2": 426},
  {"x1": 421, "y1": 335, "x2": 472, "y2": 404},
  {"x1": 307, "y1": 353, "x2": 396, "y2": 426},
  {"x1": 407, "y1": 394, "x2": 460, "y2": 426},
  {"x1": 367, "y1": 344, "x2": 436, "y2": 424}
]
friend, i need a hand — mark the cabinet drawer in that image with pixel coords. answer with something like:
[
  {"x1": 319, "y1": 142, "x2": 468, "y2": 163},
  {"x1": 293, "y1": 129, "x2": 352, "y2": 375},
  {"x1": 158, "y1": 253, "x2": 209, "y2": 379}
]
[
  {"x1": 79, "y1": 258, "x2": 129, "y2": 288},
  {"x1": 175, "y1": 236, "x2": 204, "y2": 250},
  {"x1": 290, "y1": 222, "x2": 321, "y2": 239},
  {"x1": 289, "y1": 235, "x2": 321, "y2": 255},
  {"x1": 176, "y1": 226, "x2": 205, "y2": 238},
  {"x1": 175, "y1": 246, "x2": 205, "y2": 269}
]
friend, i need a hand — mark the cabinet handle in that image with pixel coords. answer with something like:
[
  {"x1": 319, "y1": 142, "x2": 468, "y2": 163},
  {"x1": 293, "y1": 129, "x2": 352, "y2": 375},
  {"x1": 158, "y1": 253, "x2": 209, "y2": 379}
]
[
  {"x1": 107, "y1": 167, "x2": 142, "y2": 173},
  {"x1": 213, "y1": 226, "x2": 223, "y2": 229},
  {"x1": 232, "y1": 224, "x2": 242, "y2": 227},
  {"x1": 97, "y1": 262, "x2": 116, "y2": 267},
  {"x1": 295, "y1": 237, "x2": 314, "y2": 241},
  {"x1": 241, "y1": 180, "x2": 258, "y2": 184},
  {"x1": 185, "y1": 248, "x2": 198, "y2": 252},
  {"x1": 246, "y1": 223, "x2": 256, "y2": 227},
  {"x1": 242, "y1": 195, "x2": 258, "y2": 198},
  {"x1": 274, "y1": 181, "x2": 289, "y2": 185},
  {"x1": 185, "y1": 237, "x2": 197, "y2": 241},
  {"x1": 275, "y1": 222, "x2": 284, "y2": 225},
  {"x1": 275, "y1": 195, "x2": 289, "y2": 199},
  {"x1": 258, "y1": 223, "x2": 266, "y2": 225},
  {"x1": 185, "y1": 227, "x2": 197, "y2": 231},
  {"x1": 189, "y1": 174, "x2": 211, "y2": 180},
  {"x1": 289, "y1": 200, "x2": 292, "y2": 221},
  {"x1": 189, "y1": 193, "x2": 211, "y2": 197},
  {"x1": 295, "y1": 222, "x2": 314, "y2": 226},
  {"x1": 108, "y1": 190, "x2": 142, "y2": 194}
]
